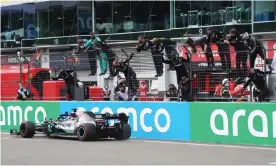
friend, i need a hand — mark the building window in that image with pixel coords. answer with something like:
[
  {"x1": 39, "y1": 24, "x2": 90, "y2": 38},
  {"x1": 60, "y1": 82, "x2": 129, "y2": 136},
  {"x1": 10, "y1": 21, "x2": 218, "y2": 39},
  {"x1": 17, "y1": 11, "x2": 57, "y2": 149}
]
[
  {"x1": 1, "y1": 6, "x2": 12, "y2": 40},
  {"x1": 174, "y1": 1, "x2": 244, "y2": 28},
  {"x1": 49, "y1": 1, "x2": 63, "y2": 37},
  {"x1": 95, "y1": 1, "x2": 170, "y2": 34},
  {"x1": 148, "y1": 1, "x2": 170, "y2": 30},
  {"x1": 233, "y1": 1, "x2": 251, "y2": 23},
  {"x1": 1, "y1": 5, "x2": 24, "y2": 41},
  {"x1": 130, "y1": 1, "x2": 150, "y2": 32},
  {"x1": 23, "y1": 3, "x2": 37, "y2": 39},
  {"x1": 35, "y1": 1, "x2": 49, "y2": 38},
  {"x1": 78, "y1": 1, "x2": 92, "y2": 35},
  {"x1": 10, "y1": 5, "x2": 24, "y2": 39},
  {"x1": 112, "y1": 1, "x2": 130, "y2": 33},
  {"x1": 254, "y1": 1, "x2": 276, "y2": 22},
  {"x1": 174, "y1": 1, "x2": 190, "y2": 28},
  {"x1": 63, "y1": 1, "x2": 78, "y2": 36},
  {"x1": 95, "y1": 1, "x2": 112, "y2": 34}
]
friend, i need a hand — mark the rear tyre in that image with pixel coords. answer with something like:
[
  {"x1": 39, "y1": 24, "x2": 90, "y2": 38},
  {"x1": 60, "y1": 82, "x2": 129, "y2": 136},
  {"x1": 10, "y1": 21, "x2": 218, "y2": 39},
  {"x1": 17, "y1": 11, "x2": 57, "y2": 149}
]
[
  {"x1": 114, "y1": 123, "x2": 131, "y2": 140},
  {"x1": 77, "y1": 123, "x2": 97, "y2": 141},
  {"x1": 20, "y1": 121, "x2": 36, "y2": 138}
]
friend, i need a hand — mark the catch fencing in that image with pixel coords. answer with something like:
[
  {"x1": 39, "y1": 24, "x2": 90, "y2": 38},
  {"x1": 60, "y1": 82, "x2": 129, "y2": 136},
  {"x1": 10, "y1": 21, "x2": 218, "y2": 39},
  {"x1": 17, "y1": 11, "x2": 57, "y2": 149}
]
[{"x1": 1, "y1": 40, "x2": 275, "y2": 102}]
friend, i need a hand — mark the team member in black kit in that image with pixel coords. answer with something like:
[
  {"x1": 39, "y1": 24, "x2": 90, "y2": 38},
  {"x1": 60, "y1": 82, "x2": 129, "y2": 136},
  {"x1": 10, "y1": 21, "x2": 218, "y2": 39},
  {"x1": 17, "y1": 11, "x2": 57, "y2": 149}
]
[
  {"x1": 137, "y1": 35, "x2": 164, "y2": 77},
  {"x1": 178, "y1": 75, "x2": 195, "y2": 102},
  {"x1": 113, "y1": 53, "x2": 138, "y2": 97},
  {"x1": 243, "y1": 32, "x2": 271, "y2": 70},
  {"x1": 160, "y1": 38, "x2": 177, "y2": 71},
  {"x1": 186, "y1": 30, "x2": 215, "y2": 70},
  {"x1": 215, "y1": 31, "x2": 231, "y2": 70},
  {"x1": 204, "y1": 27, "x2": 215, "y2": 70},
  {"x1": 162, "y1": 53, "x2": 189, "y2": 85},
  {"x1": 227, "y1": 28, "x2": 248, "y2": 72},
  {"x1": 101, "y1": 41, "x2": 117, "y2": 78},
  {"x1": 242, "y1": 68, "x2": 271, "y2": 102},
  {"x1": 52, "y1": 68, "x2": 75, "y2": 100}
]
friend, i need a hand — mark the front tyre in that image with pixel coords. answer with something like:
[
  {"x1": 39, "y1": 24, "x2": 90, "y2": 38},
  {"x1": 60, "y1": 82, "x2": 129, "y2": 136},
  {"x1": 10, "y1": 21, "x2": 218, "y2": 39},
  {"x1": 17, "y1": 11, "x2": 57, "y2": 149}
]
[
  {"x1": 114, "y1": 123, "x2": 131, "y2": 140},
  {"x1": 20, "y1": 121, "x2": 36, "y2": 138},
  {"x1": 77, "y1": 123, "x2": 97, "y2": 141}
]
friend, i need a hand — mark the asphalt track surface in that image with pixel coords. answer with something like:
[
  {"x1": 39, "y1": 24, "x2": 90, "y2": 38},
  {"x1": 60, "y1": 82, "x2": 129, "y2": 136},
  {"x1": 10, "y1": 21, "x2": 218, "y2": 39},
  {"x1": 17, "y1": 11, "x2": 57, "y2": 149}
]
[{"x1": 1, "y1": 132, "x2": 276, "y2": 165}]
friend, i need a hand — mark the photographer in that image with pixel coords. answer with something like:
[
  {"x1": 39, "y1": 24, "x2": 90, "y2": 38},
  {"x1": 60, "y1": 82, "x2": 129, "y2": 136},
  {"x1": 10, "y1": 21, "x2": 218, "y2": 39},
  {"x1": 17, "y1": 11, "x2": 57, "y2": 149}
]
[
  {"x1": 178, "y1": 75, "x2": 196, "y2": 102},
  {"x1": 164, "y1": 84, "x2": 178, "y2": 101},
  {"x1": 102, "y1": 85, "x2": 111, "y2": 101},
  {"x1": 17, "y1": 84, "x2": 33, "y2": 100},
  {"x1": 114, "y1": 77, "x2": 129, "y2": 101},
  {"x1": 242, "y1": 68, "x2": 270, "y2": 102}
]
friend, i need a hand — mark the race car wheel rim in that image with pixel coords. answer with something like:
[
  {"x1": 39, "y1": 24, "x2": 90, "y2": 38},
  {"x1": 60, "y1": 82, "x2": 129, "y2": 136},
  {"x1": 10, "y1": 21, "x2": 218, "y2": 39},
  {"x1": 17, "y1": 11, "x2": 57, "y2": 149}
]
[
  {"x1": 78, "y1": 127, "x2": 85, "y2": 138},
  {"x1": 20, "y1": 124, "x2": 26, "y2": 135},
  {"x1": 48, "y1": 124, "x2": 53, "y2": 133}
]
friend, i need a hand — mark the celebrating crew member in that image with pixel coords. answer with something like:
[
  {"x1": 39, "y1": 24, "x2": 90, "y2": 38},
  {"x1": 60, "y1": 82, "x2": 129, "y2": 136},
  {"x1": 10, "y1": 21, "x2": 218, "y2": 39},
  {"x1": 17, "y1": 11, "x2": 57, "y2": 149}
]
[
  {"x1": 77, "y1": 36, "x2": 96, "y2": 76},
  {"x1": 113, "y1": 52, "x2": 138, "y2": 97},
  {"x1": 215, "y1": 31, "x2": 231, "y2": 70},
  {"x1": 242, "y1": 68, "x2": 270, "y2": 102},
  {"x1": 101, "y1": 42, "x2": 118, "y2": 78},
  {"x1": 52, "y1": 68, "x2": 75, "y2": 100},
  {"x1": 186, "y1": 37, "x2": 197, "y2": 54},
  {"x1": 83, "y1": 32, "x2": 108, "y2": 76},
  {"x1": 137, "y1": 35, "x2": 164, "y2": 77},
  {"x1": 203, "y1": 27, "x2": 215, "y2": 70},
  {"x1": 178, "y1": 75, "x2": 195, "y2": 102},
  {"x1": 154, "y1": 37, "x2": 177, "y2": 71},
  {"x1": 227, "y1": 28, "x2": 248, "y2": 73},
  {"x1": 243, "y1": 32, "x2": 271, "y2": 70},
  {"x1": 162, "y1": 52, "x2": 189, "y2": 85}
]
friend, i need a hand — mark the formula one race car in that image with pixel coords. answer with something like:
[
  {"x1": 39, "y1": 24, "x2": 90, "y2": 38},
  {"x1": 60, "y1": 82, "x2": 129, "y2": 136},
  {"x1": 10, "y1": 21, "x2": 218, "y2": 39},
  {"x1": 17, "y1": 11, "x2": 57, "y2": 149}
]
[{"x1": 10, "y1": 109, "x2": 131, "y2": 141}]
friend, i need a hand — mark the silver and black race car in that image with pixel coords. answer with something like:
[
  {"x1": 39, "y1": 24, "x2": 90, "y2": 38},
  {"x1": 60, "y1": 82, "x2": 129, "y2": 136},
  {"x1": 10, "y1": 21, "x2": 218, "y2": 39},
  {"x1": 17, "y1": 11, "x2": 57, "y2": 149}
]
[{"x1": 10, "y1": 109, "x2": 131, "y2": 141}]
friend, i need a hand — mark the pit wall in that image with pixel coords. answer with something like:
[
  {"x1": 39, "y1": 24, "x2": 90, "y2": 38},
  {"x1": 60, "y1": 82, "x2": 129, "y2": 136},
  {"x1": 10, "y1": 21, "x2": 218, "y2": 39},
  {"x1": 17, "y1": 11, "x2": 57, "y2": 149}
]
[{"x1": 0, "y1": 101, "x2": 275, "y2": 146}]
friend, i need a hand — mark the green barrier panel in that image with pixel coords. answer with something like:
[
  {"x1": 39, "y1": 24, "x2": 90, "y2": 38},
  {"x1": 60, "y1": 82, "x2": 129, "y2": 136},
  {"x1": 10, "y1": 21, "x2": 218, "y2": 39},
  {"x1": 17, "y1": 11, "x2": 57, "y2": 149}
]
[
  {"x1": 190, "y1": 102, "x2": 276, "y2": 146},
  {"x1": 0, "y1": 101, "x2": 60, "y2": 131}
]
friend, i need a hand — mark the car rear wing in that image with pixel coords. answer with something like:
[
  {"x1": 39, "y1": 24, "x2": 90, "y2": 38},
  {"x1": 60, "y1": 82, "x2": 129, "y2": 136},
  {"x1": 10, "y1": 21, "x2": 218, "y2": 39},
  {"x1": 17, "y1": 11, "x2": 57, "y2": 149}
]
[{"x1": 95, "y1": 113, "x2": 129, "y2": 123}]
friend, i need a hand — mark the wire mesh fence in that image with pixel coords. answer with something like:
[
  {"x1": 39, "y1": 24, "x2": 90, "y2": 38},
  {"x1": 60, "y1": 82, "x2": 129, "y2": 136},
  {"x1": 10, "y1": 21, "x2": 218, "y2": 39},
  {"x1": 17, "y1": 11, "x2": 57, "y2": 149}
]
[{"x1": 1, "y1": 40, "x2": 276, "y2": 102}]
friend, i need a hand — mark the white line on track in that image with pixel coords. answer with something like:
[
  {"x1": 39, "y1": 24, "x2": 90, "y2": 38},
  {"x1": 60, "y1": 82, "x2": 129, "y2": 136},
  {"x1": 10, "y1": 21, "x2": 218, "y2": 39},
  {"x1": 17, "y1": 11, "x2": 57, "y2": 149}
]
[
  {"x1": 1, "y1": 137, "x2": 45, "y2": 142},
  {"x1": 2, "y1": 131, "x2": 276, "y2": 151},
  {"x1": 129, "y1": 140, "x2": 276, "y2": 151},
  {"x1": 268, "y1": 163, "x2": 276, "y2": 165},
  {"x1": 0, "y1": 132, "x2": 9, "y2": 135}
]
